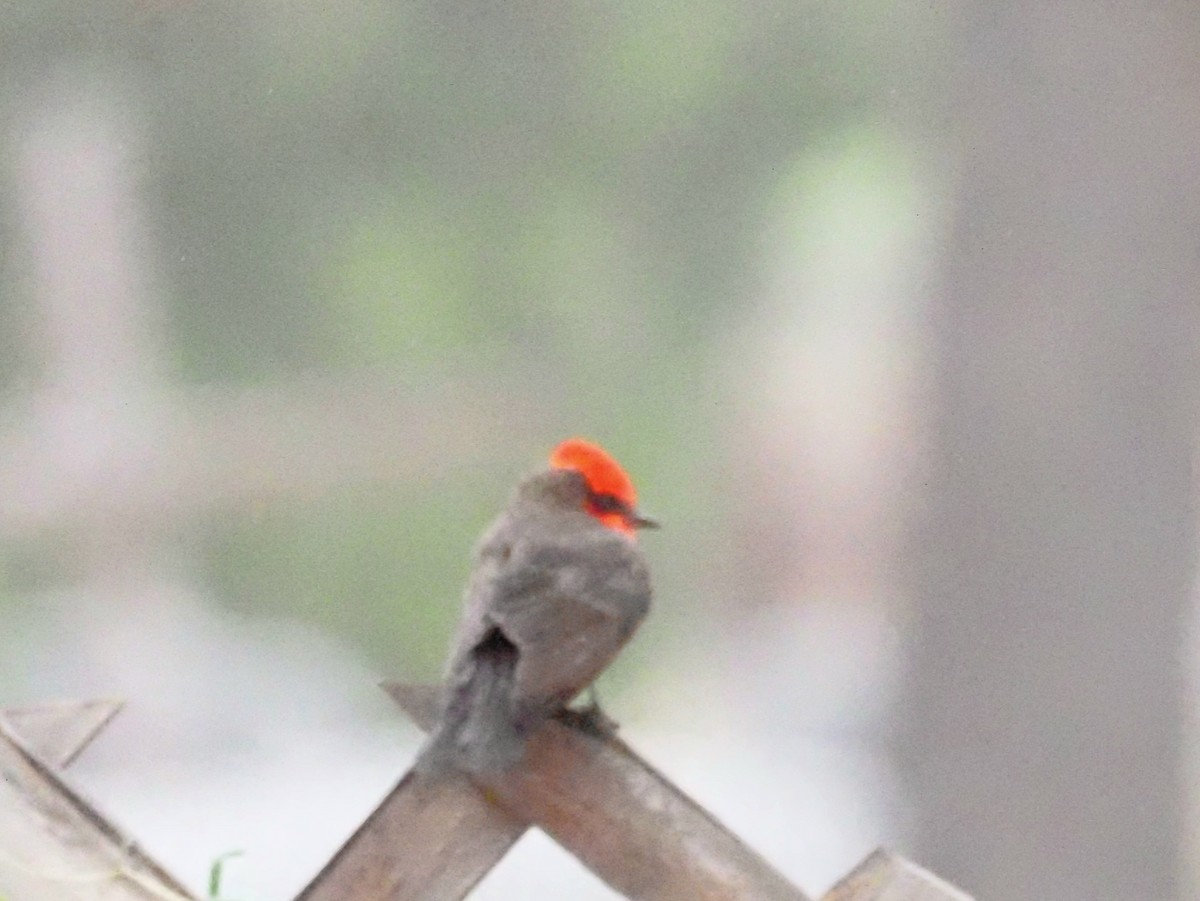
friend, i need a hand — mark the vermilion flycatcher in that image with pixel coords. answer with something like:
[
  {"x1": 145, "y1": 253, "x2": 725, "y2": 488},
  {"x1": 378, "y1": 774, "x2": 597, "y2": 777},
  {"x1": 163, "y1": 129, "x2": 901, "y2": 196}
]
[{"x1": 420, "y1": 438, "x2": 656, "y2": 774}]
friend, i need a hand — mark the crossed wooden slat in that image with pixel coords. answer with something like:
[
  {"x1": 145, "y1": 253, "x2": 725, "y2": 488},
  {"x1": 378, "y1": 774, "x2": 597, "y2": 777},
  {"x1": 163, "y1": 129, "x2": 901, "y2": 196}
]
[
  {"x1": 0, "y1": 700, "x2": 191, "y2": 900},
  {"x1": 0, "y1": 696, "x2": 972, "y2": 901}
]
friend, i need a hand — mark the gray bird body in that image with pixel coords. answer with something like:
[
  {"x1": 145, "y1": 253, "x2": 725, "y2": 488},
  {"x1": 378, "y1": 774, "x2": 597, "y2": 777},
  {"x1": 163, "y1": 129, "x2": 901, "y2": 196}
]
[{"x1": 420, "y1": 467, "x2": 652, "y2": 774}]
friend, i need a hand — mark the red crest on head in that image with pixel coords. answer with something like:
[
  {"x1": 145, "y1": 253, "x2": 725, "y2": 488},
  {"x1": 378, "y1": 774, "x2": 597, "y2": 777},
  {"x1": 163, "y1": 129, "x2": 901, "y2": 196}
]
[{"x1": 549, "y1": 438, "x2": 641, "y2": 533}]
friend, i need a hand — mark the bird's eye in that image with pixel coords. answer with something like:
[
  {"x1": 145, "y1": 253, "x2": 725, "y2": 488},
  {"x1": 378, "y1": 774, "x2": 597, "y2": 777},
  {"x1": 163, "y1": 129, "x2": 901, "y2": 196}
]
[{"x1": 588, "y1": 492, "x2": 628, "y2": 515}]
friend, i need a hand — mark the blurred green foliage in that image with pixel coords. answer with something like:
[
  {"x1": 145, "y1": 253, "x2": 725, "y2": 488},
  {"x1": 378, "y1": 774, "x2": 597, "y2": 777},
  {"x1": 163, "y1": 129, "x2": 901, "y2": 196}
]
[
  {"x1": 203, "y1": 477, "x2": 497, "y2": 676},
  {"x1": 0, "y1": 1, "x2": 945, "y2": 677}
]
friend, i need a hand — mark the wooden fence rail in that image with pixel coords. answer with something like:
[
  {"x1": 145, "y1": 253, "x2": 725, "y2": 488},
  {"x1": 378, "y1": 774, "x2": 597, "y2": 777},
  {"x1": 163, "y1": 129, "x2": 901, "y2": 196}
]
[
  {"x1": 0, "y1": 697, "x2": 972, "y2": 901},
  {"x1": 0, "y1": 700, "x2": 194, "y2": 900}
]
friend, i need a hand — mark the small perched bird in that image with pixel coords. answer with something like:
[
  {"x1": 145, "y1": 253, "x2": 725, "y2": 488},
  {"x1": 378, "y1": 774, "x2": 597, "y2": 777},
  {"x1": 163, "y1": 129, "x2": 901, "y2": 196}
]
[{"x1": 420, "y1": 438, "x2": 656, "y2": 775}]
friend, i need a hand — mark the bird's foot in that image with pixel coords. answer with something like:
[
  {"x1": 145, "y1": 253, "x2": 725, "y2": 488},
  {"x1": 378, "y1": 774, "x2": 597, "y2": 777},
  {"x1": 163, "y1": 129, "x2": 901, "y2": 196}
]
[{"x1": 557, "y1": 700, "x2": 620, "y2": 738}]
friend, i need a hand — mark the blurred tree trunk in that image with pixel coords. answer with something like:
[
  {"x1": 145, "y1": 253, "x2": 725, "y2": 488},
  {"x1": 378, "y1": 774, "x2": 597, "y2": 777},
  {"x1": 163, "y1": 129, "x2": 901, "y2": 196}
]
[{"x1": 904, "y1": 5, "x2": 1200, "y2": 900}]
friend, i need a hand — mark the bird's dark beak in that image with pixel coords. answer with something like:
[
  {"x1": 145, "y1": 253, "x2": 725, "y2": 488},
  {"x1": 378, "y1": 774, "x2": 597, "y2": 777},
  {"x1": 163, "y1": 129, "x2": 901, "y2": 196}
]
[{"x1": 630, "y1": 511, "x2": 659, "y2": 530}]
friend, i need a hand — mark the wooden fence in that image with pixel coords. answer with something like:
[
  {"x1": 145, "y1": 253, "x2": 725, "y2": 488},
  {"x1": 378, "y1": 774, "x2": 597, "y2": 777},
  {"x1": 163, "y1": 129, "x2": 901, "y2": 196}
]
[{"x1": 0, "y1": 693, "x2": 972, "y2": 900}]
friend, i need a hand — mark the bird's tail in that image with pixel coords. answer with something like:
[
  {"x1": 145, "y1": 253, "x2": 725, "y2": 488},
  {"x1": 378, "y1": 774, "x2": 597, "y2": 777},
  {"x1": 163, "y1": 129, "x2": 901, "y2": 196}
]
[{"x1": 416, "y1": 628, "x2": 526, "y2": 776}]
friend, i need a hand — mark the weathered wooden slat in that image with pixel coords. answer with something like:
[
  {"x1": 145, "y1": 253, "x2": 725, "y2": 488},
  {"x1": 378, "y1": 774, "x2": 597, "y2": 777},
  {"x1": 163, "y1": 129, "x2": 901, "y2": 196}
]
[
  {"x1": 295, "y1": 766, "x2": 526, "y2": 901},
  {"x1": 3, "y1": 699, "x2": 124, "y2": 770},
  {"x1": 0, "y1": 701, "x2": 196, "y2": 901},
  {"x1": 822, "y1": 848, "x2": 974, "y2": 901},
  {"x1": 303, "y1": 683, "x2": 974, "y2": 901},
  {"x1": 302, "y1": 681, "x2": 812, "y2": 901}
]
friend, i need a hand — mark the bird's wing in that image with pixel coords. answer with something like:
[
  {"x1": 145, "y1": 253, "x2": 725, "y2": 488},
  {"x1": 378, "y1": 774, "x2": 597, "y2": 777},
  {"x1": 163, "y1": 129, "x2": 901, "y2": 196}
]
[
  {"x1": 490, "y1": 529, "x2": 652, "y2": 720},
  {"x1": 442, "y1": 516, "x2": 514, "y2": 678}
]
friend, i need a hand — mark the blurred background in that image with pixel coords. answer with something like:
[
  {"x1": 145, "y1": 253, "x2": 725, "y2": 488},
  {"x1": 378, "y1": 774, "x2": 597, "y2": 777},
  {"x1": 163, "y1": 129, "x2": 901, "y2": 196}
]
[{"x1": 1, "y1": 3, "x2": 1198, "y2": 899}]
